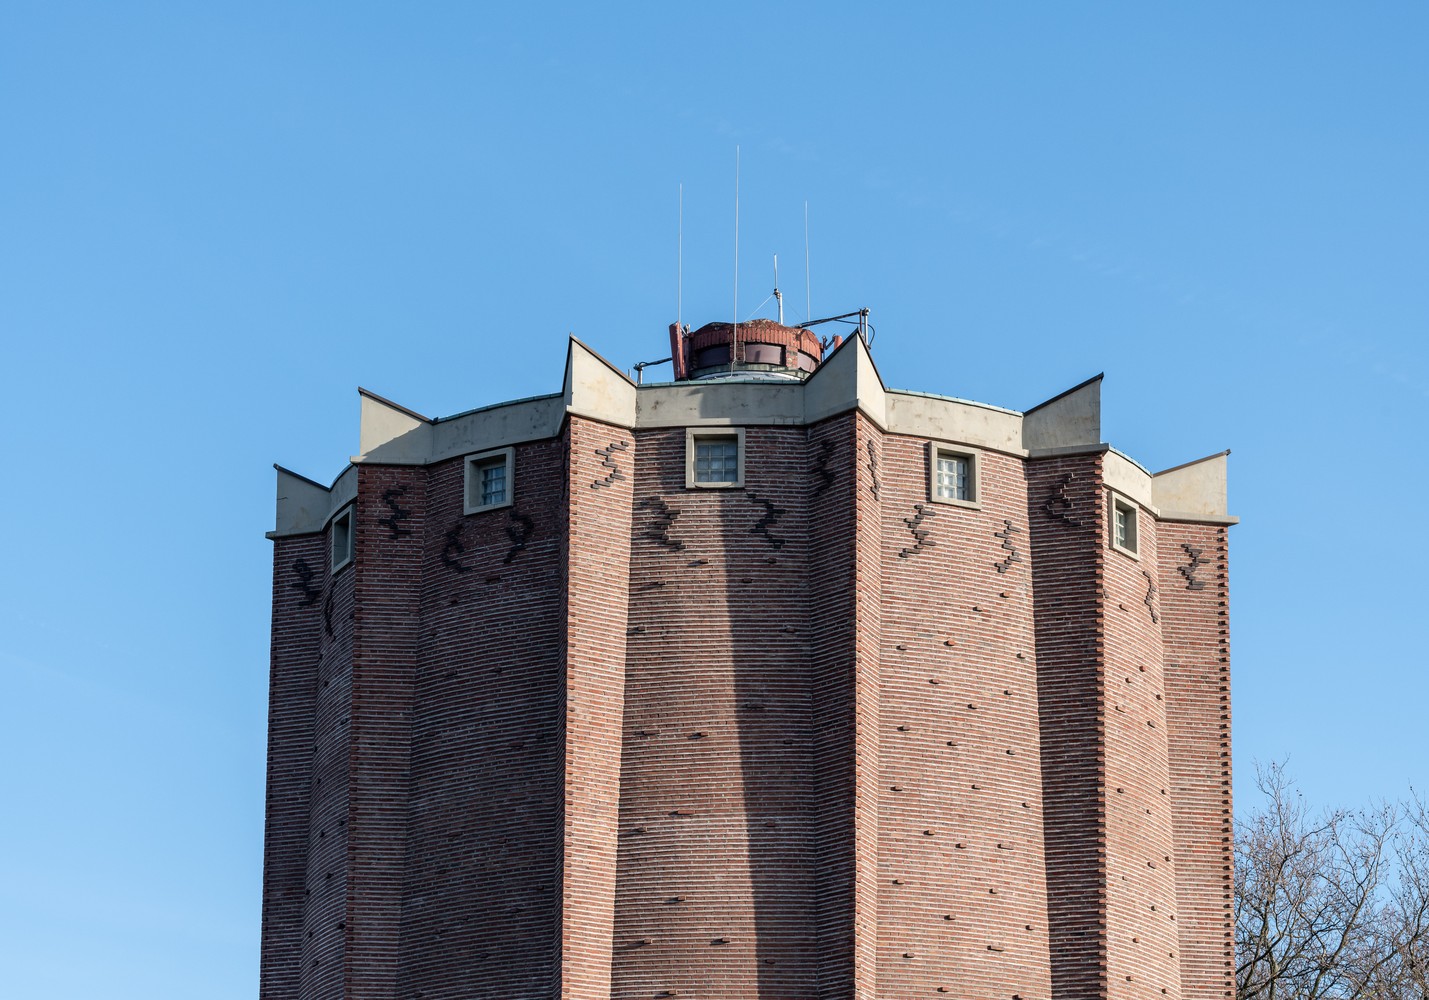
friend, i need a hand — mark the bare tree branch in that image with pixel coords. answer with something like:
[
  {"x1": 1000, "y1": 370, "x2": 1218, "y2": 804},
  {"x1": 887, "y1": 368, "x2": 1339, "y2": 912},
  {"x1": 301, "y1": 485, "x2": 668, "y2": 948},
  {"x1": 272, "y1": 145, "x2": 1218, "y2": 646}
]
[{"x1": 1237, "y1": 764, "x2": 1429, "y2": 1000}]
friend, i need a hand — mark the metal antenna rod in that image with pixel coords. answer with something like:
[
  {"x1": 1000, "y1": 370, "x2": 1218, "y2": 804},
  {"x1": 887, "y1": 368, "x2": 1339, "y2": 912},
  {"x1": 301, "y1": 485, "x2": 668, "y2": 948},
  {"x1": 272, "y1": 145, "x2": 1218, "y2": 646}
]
[
  {"x1": 732, "y1": 145, "x2": 739, "y2": 374},
  {"x1": 804, "y1": 201, "x2": 811, "y2": 329},
  {"x1": 774, "y1": 253, "x2": 783, "y2": 325},
  {"x1": 677, "y1": 183, "x2": 682, "y2": 328}
]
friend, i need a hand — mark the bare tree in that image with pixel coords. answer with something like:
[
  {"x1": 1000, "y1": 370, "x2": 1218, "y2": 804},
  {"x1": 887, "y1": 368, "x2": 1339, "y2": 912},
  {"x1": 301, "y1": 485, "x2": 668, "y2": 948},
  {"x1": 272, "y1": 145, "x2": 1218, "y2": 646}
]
[{"x1": 1236, "y1": 763, "x2": 1429, "y2": 1000}]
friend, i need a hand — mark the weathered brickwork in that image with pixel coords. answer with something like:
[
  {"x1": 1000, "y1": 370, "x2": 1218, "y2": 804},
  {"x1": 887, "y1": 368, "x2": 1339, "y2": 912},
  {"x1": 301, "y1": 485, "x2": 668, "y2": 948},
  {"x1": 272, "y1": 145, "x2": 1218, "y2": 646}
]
[
  {"x1": 1100, "y1": 494, "x2": 1182, "y2": 1000},
  {"x1": 613, "y1": 425, "x2": 820, "y2": 999},
  {"x1": 263, "y1": 533, "x2": 326, "y2": 1000},
  {"x1": 560, "y1": 418, "x2": 635, "y2": 999},
  {"x1": 1159, "y1": 524, "x2": 1235, "y2": 1000},
  {"x1": 807, "y1": 415, "x2": 862, "y2": 997},
  {"x1": 398, "y1": 439, "x2": 567, "y2": 1000},
  {"x1": 350, "y1": 466, "x2": 425, "y2": 1000},
  {"x1": 878, "y1": 435, "x2": 1053, "y2": 1000},
  {"x1": 263, "y1": 356, "x2": 1235, "y2": 1000},
  {"x1": 1028, "y1": 455, "x2": 1109, "y2": 1000}
]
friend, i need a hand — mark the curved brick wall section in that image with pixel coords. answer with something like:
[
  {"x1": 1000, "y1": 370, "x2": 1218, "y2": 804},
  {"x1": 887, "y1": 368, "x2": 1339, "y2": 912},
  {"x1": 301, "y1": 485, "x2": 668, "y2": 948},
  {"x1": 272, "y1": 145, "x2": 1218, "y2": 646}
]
[
  {"x1": 398, "y1": 440, "x2": 567, "y2": 1000},
  {"x1": 1028, "y1": 455, "x2": 1109, "y2": 1000},
  {"x1": 263, "y1": 534, "x2": 325, "y2": 1000},
  {"x1": 877, "y1": 437, "x2": 1053, "y2": 1000},
  {"x1": 301, "y1": 526, "x2": 356, "y2": 1000},
  {"x1": 349, "y1": 465, "x2": 426, "y2": 999},
  {"x1": 1159, "y1": 524, "x2": 1234, "y2": 1000},
  {"x1": 613, "y1": 426, "x2": 819, "y2": 999},
  {"x1": 1101, "y1": 506, "x2": 1182, "y2": 1000},
  {"x1": 558, "y1": 417, "x2": 635, "y2": 999}
]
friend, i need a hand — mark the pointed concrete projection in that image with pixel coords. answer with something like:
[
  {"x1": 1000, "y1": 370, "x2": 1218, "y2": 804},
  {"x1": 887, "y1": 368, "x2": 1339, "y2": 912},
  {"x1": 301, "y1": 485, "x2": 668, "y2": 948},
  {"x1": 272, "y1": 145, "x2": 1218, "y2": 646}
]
[
  {"x1": 357, "y1": 388, "x2": 434, "y2": 464},
  {"x1": 1022, "y1": 373, "x2": 1102, "y2": 452},
  {"x1": 1153, "y1": 450, "x2": 1234, "y2": 522},
  {"x1": 270, "y1": 465, "x2": 331, "y2": 537},
  {"x1": 804, "y1": 332, "x2": 888, "y2": 428},
  {"x1": 564, "y1": 337, "x2": 637, "y2": 428}
]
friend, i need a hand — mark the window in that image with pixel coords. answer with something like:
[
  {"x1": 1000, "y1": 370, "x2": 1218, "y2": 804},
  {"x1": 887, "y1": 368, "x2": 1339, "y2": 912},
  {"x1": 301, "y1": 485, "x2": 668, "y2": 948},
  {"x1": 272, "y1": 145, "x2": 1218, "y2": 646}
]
[
  {"x1": 1110, "y1": 495, "x2": 1139, "y2": 556},
  {"x1": 464, "y1": 447, "x2": 515, "y2": 514},
  {"x1": 928, "y1": 442, "x2": 980, "y2": 508},
  {"x1": 686, "y1": 428, "x2": 745, "y2": 489},
  {"x1": 330, "y1": 506, "x2": 354, "y2": 572}
]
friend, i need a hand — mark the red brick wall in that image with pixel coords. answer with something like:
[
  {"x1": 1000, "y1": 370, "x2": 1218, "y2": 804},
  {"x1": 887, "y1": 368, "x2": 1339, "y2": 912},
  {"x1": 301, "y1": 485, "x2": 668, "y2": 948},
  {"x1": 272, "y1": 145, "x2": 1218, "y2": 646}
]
[
  {"x1": 877, "y1": 435, "x2": 1054, "y2": 1000},
  {"x1": 1028, "y1": 454, "x2": 1110, "y2": 1000},
  {"x1": 347, "y1": 466, "x2": 425, "y2": 998},
  {"x1": 807, "y1": 413, "x2": 884, "y2": 999},
  {"x1": 558, "y1": 417, "x2": 635, "y2": 998},
  {"x1": 396, "y1": 438, "x2": 568, "y2": 1000},
  {"x1": 263, "y1": 533, "x2": 325, "y2": 1000},
  {"x1": 262, "y1": 416, "x2": 1235, "y2": 1000},
  {"x1": 612, "y1": 425, "x2": 821, "y2": 999},
  {"x1": 1160, "y1": 524, "x2": 1234, "y2": 1000},
  {"x1": 848, "y1": 416, "x2": 884, "y2": 1000},
  {"x1": 1100, "y1": 493, "x2": 1181, "y2": 1000}
]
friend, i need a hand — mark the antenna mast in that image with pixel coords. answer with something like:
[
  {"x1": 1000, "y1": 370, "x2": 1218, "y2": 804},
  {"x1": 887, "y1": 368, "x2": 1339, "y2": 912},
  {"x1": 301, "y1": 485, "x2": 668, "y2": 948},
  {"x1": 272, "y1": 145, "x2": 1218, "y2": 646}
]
[
  {"x1": 804, "y1": 201, "x2": 811, "y2": 328},
  {"x1": 773, "y1": 254, "x2": 783, "y2": 325},
  {"x1": 732, "y1": 145, "x2": 739, "y2": 374},
  {"x1": 677, "y1": 183, "x2": 683, "y2": 328}
]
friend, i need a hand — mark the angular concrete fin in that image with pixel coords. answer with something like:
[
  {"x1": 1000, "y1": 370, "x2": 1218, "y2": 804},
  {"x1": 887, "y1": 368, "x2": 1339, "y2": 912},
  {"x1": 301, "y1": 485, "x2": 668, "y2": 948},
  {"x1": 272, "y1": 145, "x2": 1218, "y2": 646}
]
[
  {"x1": 273, "y1": 464, "x2": 331, "y2": 537},
  {"x1": 563, "y1": 336, "x2": 637, "y2": 428},
  {"x1": 358, "y1": 388, "x2": 433, "y2": 463},
  {"x1": 1153, "y1": 450, "x2": 1231, "y2": 519},
  {"x1": 1022, "y1": 373, "x2": 1102, "y2": 451},
  {"x1": 804, "y1": 333, "x2": 888, "y2": 428}
]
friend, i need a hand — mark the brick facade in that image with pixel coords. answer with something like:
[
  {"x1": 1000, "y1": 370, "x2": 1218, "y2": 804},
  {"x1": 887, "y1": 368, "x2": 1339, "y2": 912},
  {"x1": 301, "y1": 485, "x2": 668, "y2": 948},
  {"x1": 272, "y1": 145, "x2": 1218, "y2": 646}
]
[{"x1": 263, "y1": 336, "x2": 1234, "y2": 999}]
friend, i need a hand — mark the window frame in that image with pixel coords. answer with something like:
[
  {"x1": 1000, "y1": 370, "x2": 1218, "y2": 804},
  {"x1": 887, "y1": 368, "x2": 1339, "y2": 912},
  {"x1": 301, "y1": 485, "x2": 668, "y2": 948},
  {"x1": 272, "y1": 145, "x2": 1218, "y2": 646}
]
[
  {"x1": 1108, "y1": 492, "x2": 1141, "y2": 558},
  {"x1": 464, "y1": 447, "x2": 516, "y2": 515},
  {"x1": 330, "y1": 505, "x2": 354, "y2": 573},
  {"x1": 685, "y1": 427, "x2": 746, "y2": 489},
  {"x1": 927, "y1": 441, "x2": 981, "y2": 509}
]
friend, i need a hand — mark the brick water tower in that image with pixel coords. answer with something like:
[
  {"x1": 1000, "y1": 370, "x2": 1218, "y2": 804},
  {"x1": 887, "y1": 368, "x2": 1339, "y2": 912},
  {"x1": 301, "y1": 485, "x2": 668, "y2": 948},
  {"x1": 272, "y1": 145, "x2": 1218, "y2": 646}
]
[{"x1": 262, "y1": 313, "x2": 1236, "y2": 999}]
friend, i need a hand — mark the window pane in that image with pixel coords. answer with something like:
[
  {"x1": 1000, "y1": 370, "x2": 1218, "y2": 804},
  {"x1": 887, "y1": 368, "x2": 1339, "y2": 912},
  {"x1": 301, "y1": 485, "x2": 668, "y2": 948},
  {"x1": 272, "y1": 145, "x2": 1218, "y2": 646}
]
[
  {"x1": 481, "y1": 462, "x2": 506, "y2": 505},
  {"x1": 936, "y1": 454, "x2": 969, "y2": 499},
  {"x1": 696, "y1": 438, "x2": 738, "y2": 482}
]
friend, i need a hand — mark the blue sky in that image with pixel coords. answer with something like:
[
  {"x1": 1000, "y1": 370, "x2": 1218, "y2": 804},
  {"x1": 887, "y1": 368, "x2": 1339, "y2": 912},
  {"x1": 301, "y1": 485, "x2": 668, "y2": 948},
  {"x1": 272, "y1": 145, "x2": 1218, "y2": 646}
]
[{"x1": 2, "y1": 3, "x2": 1426, "y2": 996}]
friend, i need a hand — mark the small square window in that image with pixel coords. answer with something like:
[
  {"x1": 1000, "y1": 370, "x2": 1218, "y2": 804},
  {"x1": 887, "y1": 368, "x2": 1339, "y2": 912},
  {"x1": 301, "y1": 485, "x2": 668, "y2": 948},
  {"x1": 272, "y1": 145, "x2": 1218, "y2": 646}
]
[
  {"x1": 686, "y1": 428, "x2": 745, "y2": 489},
  {"x1": 1110, "y1": 495, "x2": 1139, "y2": 557},
  {"x1": 330, "y1": 506, "x2": 354, "y2": 572},
  {"x1": 464, "y1": 448, "x2": 515, "y2": 514},
  {"x1": 928, "y1": 443, "x2": 980, "y2": 508}
]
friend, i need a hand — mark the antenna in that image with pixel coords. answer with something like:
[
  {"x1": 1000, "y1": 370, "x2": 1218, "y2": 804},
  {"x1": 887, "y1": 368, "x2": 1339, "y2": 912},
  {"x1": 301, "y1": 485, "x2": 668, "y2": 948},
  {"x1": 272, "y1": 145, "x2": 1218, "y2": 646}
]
[
  {"x1": 677, "y1": 183, "x2": 683, "y2": 328},
  {"x1": 804, "y1": 201, "x2": 811, "y2": 328},
  {"x1": 732, "y1": 145, "x2": 739, "y2": 373},
  {"x1": 773, "y1": 254, "x2": 783, "y2": 325}
]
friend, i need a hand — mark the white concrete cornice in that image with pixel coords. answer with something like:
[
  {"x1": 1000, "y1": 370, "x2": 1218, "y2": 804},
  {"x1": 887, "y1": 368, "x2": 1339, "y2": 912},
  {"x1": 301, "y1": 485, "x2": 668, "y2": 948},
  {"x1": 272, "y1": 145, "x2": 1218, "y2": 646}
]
[{"x1": 269, "y1": 338, "x2": 1236, "y2": 537}]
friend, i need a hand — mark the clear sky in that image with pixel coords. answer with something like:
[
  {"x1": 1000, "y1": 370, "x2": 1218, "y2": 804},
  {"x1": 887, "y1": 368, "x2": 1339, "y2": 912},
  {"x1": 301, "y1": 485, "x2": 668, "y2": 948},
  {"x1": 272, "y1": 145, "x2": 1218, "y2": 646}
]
[{"x1": 2, "y1": 3, "x2": 1426, "y2": 996}]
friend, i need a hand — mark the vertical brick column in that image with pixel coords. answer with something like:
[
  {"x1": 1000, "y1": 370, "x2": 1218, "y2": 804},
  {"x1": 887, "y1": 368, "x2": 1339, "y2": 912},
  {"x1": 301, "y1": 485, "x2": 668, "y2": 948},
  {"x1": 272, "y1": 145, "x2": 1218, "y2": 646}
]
[
  {"x1": 558, "y1": 417, "x2": 635, "y2": 998},
  {"x1": 346, "y1": 466, "x2": 424, "y2": 999},
  {"x1": 1101, "y1": 499, "x2": 1180, "y2": 1000},
  {"x1": 1028, "y1": 455, "x2": 1109, "y2": 1000},
  {"x1": 612, "y1": 424, "x2": 819, "y2": 998},
  {"x1": 398, "y1": 440, "x2": 567, "y2": 999},
  {"x1": 262, "y1": 535, "x2": 325, "y2": 999},
  {"x1": 876, "y1": 436, "x2": 1052, "y2": 1000},
  {"x1": 1160, "y1": 523, "x2": 1234, "y2": 1000},
  {"x1": 808, "y1": 413, "x2": 881, "y2": 998},
  {"x1": 849, "y1": 415, "x2": 884, "y2": 998},
  {"x1": 300, "y1": 527, "x2": 357, "y2": 1000}
]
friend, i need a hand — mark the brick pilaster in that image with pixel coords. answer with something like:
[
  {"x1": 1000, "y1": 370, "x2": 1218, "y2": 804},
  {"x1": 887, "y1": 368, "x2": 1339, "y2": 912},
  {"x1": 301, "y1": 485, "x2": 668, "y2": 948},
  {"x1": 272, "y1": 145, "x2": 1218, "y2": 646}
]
[
  {"x1": 558, "y1": 417, "x2": 635, "y2": 998},
  {"x1": 345, "y1": 465, "x2": 424, "y2": 999}
]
